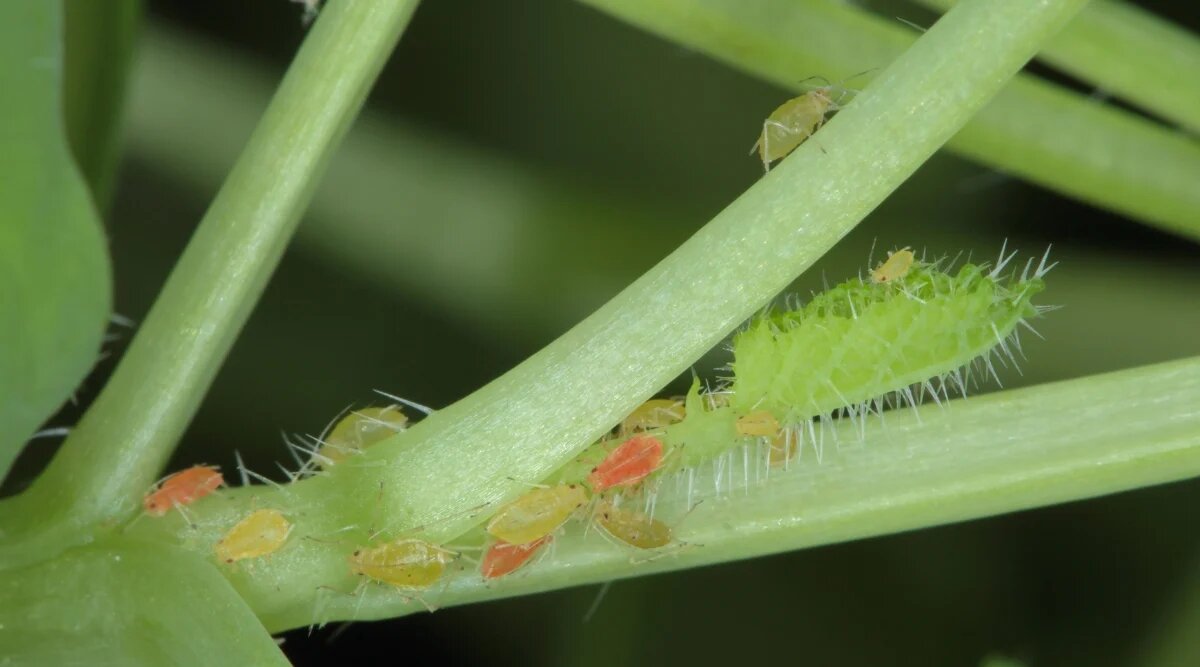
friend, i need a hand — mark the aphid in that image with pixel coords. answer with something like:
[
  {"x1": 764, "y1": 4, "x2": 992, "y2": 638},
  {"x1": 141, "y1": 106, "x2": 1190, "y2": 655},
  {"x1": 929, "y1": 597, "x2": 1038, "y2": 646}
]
[
  {"x1": 751, "y1": 85, "x2": 839, "y2": 172},
  {"x1": 143, "y1": 465, "x2": 224, "y2": 516},
  {"x1": 871, "y1": 247, "x2": 916, "y2": 284},
  {"x1": 594, "y1": 501, "x2": 672, "y2": 549},
  {"x1": 215, "y1": 509, "x2": 293, "y2": 564},
  {"x1": 317, "y1": 404, "x2": 408, "y2": 466},
  {"x1": 619, "y1": 399, "x2": 685, "y2": 435},
  {"x1": 486, "y1": 484, "x2": 588, "y2": 545},
  {"x1": 587, "y1": 435, "x2": 664, "y2": 492},
  {"x1": 348, "y1": 538, "x2": 456, "y2": 589},
  {"x1": 481, "y1": 536, "x2": 552, "y2": 580},
  {"x1": 735, "y1": 410, "x2": 780, "y2": 438}
]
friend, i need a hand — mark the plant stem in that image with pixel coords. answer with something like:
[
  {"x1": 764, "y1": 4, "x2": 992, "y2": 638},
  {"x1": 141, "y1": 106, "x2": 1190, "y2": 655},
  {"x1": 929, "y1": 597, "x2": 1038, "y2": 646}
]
[
  {"x1": 579, "y1": 0, "x2": 1200, "y2": 240},
  {"x1": 142, "y1": 357, "x2": 1200, "y2": 630},
  {"x1": 0, "y1": 0, "x2": 421, "y2": 554},
  {"x1": 915, "y1": 0, "x2": 1200, "y2": 134},
  {"x1": 123, "y1": 0, "x2": 1089, "y2": 622}
]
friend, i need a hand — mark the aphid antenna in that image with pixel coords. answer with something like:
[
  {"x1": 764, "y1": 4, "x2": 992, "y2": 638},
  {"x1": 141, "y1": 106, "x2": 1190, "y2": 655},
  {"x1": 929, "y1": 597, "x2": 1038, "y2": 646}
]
[
  {"x1": 373, "y1": 389, "x2": 434, "y2": 416},
  {"x1": 324, "y1": 621, "x2": 354, "y2": 646}
]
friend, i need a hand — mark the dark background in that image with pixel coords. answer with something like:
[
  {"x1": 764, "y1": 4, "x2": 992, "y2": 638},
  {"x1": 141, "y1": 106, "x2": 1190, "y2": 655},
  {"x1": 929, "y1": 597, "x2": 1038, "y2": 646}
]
[{"x1": 19, "y1": 0, "x2": 1200, "y2": 664}]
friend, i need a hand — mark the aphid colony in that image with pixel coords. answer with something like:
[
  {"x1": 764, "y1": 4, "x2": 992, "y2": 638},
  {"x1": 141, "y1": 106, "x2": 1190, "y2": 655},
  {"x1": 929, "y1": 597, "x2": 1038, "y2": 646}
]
[{"x1": 143, "y1": 246, "x2": 1052, "y2": 596}]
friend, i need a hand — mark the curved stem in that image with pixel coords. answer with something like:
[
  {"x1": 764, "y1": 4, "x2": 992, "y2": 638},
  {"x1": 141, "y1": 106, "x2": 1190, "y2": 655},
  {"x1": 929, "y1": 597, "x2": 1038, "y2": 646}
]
[
  {"x1": 579, "y1": 0, "x2": 1200, "y2": 240},
  {"x1": 130, "y1": 0, "x2": 1088, "y2": 624},
  {"x1": 915, "y1": 0, "x2": 1200, "y2": 134},
  {"x1": 0, "y1": 0, "x2": 421, "y2": 556}
]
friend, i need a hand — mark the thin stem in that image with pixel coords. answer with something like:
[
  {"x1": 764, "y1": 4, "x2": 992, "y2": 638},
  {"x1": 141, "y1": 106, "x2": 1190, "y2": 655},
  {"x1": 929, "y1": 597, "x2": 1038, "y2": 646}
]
[
  {"x1": 0, "y1": 0, "x2": 421, "y2": 551},
  {"x1": 915, "y1": 0, "x2": 1200, "y2": 134},
  {"x1": 579, "y1": 0, "x2": 1200, "y2": 240},
  {"x1": 131, "y1": 0, "x2": 1089, "y2": 624}
]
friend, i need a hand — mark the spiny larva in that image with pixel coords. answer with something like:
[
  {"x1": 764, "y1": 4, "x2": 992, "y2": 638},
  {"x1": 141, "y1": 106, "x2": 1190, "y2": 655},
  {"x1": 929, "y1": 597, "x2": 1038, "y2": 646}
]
[{"x1": 558, "y1": 245, "x2": 1053, "y2": 483}]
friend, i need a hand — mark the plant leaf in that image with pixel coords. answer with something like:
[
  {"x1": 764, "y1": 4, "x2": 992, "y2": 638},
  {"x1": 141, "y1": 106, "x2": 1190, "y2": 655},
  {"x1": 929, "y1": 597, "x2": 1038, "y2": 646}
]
[
  {"x1": 0, "y1": 540, "x2": 291, "y2": 666},
  {"x1": 0, "y1": 0, "x2": 112, "y2": 481},
  {"x1": 63, "y1": 0, "x2": 143, "y2": 210}
]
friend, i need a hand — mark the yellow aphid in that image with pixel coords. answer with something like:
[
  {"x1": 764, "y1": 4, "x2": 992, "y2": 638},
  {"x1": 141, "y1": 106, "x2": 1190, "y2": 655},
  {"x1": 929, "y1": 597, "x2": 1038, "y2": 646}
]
[
  {"x1": 348, "y1": 539, "x2": 455, "y2": 589},
  {"x1": 751, "y1": 86, "x2": 838, "y2": 172},
  {"x1": 486, "y1": 484, "x2": 588, "y2": 545},
  {"x1": 871, "y1": 247, "x2": 915, "y2": 284},
  {"x1": 318, "y1": 405, "x2": 408, "y2": 465},
  {"x1": 595, "y1": 501, "x2": 672, "y2": 549},
  {"x1": 215, "y1": 509, "x2": 293, "y2": 564},
  {"x1": 620, "y1": 399, "x2": 685, "y2": 435},
  {"x1": 736, "y1": 410, "x2": 781, "y2": 438}
]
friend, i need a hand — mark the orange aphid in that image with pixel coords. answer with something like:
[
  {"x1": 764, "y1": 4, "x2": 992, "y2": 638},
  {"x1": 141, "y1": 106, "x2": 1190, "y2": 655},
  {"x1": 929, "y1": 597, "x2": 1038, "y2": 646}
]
[
  {"x1": 587, "y1": 435, "x2": 664, "y2": 492},
  {"x1": 143, "y1": 465, "x2": 224, "y2": 516},
  {"x1": 481, "y1": 536, "x2": 552, "y2": 580}
]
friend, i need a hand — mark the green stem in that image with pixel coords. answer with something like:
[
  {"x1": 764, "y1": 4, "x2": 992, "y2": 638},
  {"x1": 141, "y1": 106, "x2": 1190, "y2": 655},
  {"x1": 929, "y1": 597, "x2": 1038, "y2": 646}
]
[
  {"x1": 915, "y1": 0, "x2": 1200, "y2": 134},
  {"x1": 130, "y1": 0, "x2": 1088, "y2": 624},
  {"x1": 579, "y1": 0, "x2": 1200, "y2": 240},
  {"x1": 0, "y1": 0, "x2": 421, "y2": 554}
]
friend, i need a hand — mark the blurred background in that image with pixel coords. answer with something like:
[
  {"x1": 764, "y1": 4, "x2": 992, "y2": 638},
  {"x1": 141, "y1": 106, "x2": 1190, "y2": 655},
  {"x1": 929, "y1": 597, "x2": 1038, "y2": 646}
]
[{"x1": 12, "y1": 0, "x2": 1200, "y2": 664}]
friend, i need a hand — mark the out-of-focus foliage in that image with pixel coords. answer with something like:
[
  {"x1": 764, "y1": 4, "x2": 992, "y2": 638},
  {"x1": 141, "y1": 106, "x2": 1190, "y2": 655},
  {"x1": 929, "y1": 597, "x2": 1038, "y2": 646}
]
[{"x1": 0, "y1": 0, "x2": 111, "y2": 481}]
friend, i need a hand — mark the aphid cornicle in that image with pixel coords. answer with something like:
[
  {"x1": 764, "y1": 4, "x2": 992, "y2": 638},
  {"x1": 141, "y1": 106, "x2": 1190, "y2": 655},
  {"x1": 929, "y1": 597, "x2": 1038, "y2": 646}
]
[
  {"x1": 751, "y1": 86, "x2": 839, "y2": 172},
  {"x1": 348, "y1": 539, "x2": 456, "y2": 589},
  {"x1": 486, "y1": 484, "x2": 588, "y2": 545},
  {"x1": 215, "y1": 509, "x2": 293, "y2": 564},
  {"x1": 595, "y1": 501, "x2": 672, "y2": 550},
  {"x1": 143, "y1": 465, "x2": 224, "y2": 516},
  {"x1": 317, "y1": 405, "x2": 408, "y2": 466},
  {"x1": 871, "y1": 247, "x2": 916, "y2": 284},
  {"x1": 587, "y1": 435, "x2": 664, "y2": 492},
  {"x1": 481, "y1": 536, "x2": 552, "y2": 580},
  {"x1": 619, "y1": 399, "x2": 685, "y2": 435}
]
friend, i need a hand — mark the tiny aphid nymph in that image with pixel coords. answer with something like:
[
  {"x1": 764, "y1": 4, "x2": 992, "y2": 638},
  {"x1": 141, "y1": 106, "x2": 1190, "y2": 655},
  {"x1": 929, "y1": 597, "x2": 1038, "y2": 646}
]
[
  {"x1": 215, "y1": 509, "x2": 293, "y2": 564},
  {"x1": 317, "y1": 404, "x2": 408, "y2": 466},
  {"x1": 619, "y1": 399, "x2": 685, "y2": 435},
  {"x1": 486, "y1": 484, "x2": 588, "y2": 545},
  {"x1": 349, "y1": 538, "x2": 456, "y2": 589},
  {"x1": 871, "y1": 247, "x2": 916, "y2": 284},
  {"x1": 735, "y1": 410, "x2": 780, "y2": 438},
  {"x1": 143, "y1": 465, "x2": 224, "y2": 516},
  {"x1": 595, "y1": 501, "x2": 672, "y2": 550},
  {"x1": 751, "y1": 86, "x2": 839, "y2": 173}
]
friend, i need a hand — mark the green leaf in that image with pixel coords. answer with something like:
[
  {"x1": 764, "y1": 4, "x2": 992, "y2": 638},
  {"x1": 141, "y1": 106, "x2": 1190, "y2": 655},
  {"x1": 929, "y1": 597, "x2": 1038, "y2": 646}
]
[
  {"x1": 0, "y1": 0, "x2": 112, "y2": 480},
  {"x1": 63, "y1": 0, "x2": 143, "y2": 210},
  {"x1": 0, "y1": 540, "x2": 291, "y2": 667}
]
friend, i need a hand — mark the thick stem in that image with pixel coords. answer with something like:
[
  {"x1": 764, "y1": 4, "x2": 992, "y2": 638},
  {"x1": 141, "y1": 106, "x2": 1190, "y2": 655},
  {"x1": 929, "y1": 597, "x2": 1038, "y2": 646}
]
[{"x1": 0, "y1": 0, "x2": 421, "y2": 557}]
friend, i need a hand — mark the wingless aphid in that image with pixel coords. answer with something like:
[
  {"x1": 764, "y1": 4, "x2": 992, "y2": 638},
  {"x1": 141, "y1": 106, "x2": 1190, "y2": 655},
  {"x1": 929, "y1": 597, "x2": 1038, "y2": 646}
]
[
  {"x1": 481, "y1": 536, "x2": 552, "y2": 580},
  {"x1": 751, "y1": 85, "x2": 839, "y2": 172},
  {"x1": 594, "y1": 501, "x2": 673, "y2": 550},
  {"x1": 317, "y1": 404, "x2": 408, "y2": 466},
  {"x1": 486, "y1": 484, "x2": 588, "y2": 545},
  {"x1": 215, "y1": 509, "x2": 293, "y2": 564},
  {"x1": 143, "y1": 465, "x2": 224, "y2": 516},
  {"x1": 587, "y1": 435, "x2": 664, "y2": 492},
  {"x1": 349, "y1": 538, "x2": 456, "y2": 589}
]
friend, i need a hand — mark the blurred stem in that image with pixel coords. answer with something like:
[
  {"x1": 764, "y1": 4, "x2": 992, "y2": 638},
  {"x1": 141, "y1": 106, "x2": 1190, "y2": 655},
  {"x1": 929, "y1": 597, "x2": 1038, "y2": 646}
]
[
  {"x1": 128, "y1": 0, "x2": 1086, "y2": 625},
  {"x1": 63, "y1": 0, "x2": 143, "y2": 210},
  {"x1": 1137, "y1": 553, "x2": 1200, "y2": 667},
  {"x1": 579, "y1": 0, "x2": 1200, "y2": 241},
  {"x1": 125, "y1": 25, "x2": 680, "y2": 341},
  {"x1": 915, "y1": 0, "x2": 1200, "y2": 134},
  {"x1": 0, "y1": 0, "x2": 421, "y2": 559}
]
